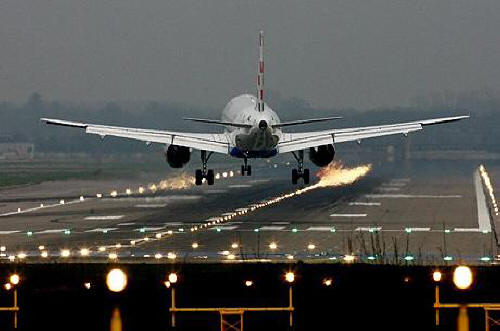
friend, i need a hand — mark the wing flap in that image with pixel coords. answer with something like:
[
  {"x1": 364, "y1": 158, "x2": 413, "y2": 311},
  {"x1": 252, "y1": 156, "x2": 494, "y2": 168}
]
[
  {"x1": 278, "y1": 115, "x2": 468, "y2": 153},
  {"x1": 41, "y1": 118, "x2": 230, "y2": 154}
]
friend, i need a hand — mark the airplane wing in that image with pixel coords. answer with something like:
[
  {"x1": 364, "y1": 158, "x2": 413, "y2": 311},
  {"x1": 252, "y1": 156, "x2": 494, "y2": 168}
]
[
  {"x1": 40, "y1": 118, "x2": 231, "y2": 154},
  {"x1": 278, "y1": 115, "x2": 469, "y2": 154}
]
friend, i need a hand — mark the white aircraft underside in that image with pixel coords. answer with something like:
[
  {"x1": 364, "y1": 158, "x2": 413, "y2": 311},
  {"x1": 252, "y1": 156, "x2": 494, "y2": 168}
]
[{"x1": 41, "y1": 31, "x2": 468, "y2": 185}]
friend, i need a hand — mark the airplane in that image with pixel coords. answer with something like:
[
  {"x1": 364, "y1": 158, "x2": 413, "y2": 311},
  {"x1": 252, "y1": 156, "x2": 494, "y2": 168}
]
[{"x1": 41, "y1": 31, "x2": 469, "y2": 186}]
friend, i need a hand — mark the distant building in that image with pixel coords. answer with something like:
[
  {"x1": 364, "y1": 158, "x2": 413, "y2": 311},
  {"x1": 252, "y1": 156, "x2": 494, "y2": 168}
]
[{"x1": 0, "y1": 143, "x2": 35, "y2": 160}]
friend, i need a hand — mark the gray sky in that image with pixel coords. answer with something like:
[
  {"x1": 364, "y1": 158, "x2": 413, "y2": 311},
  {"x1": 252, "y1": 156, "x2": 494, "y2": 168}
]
[{"x1": 1, "y1": 0, "x2": 499, "y2": 109}]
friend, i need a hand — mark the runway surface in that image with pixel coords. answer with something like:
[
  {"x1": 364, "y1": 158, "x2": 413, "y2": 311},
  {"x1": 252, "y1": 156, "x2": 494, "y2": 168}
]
[{"x1": 0, "y1": 159, "x2": 498, "y2": 264}]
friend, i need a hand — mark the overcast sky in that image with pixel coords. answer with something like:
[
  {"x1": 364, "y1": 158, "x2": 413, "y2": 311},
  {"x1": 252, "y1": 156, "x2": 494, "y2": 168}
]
[{"x1": 1, "y1": 0, "x2": 499, "y2": 109}]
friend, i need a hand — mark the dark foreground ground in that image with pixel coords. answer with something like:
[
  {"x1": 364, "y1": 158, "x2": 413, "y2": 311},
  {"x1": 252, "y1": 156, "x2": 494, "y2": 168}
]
[{"x1": 0, "y1": 263, "x2": 498, "y2": 331}]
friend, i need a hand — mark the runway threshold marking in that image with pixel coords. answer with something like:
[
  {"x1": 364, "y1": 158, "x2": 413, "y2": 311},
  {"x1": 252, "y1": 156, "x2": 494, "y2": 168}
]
[
  {"x1": 0, "y1": 230, "x2": 21, "y2": 235},
  {"x1": 474, "y1": 169, "x2": 492, "y2": 232},
  {"x1": 355, "y1": 227, "x2": 382, "y2": 232},
  {"x1": 213, "y1": 226, "x2": 238, "y2": 230}
]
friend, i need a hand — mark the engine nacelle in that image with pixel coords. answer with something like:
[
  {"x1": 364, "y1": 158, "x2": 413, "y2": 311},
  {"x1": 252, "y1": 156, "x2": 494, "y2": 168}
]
[
  {"x1": 165, "y1": 145, "x2": 190, "y2": 168},
  {"x1": 309, "y1": 144, "x2": 335, "y2": 167}
]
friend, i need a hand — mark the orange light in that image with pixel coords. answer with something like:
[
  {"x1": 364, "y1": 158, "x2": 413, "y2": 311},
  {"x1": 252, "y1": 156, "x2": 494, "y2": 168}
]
[{"x1": 285, "y1": 272, "x2": 295, "y2": 283}]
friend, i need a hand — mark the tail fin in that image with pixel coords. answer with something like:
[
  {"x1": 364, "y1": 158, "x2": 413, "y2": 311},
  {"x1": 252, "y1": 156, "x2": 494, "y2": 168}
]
[{"x1": 257, "y1": 30, "x2": 265, "y2": 112}]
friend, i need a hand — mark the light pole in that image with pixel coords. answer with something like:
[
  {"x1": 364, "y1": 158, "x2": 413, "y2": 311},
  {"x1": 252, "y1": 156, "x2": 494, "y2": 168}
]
[
  {"x1": 284, "y1": 272, "x2": 295, "y2": 328},
  {"x1": 433, "y1": 270, "x2": 442, "y2": 327},
  {"x1": 168, "y1": 273, "x2": 178, "y2": 327}
]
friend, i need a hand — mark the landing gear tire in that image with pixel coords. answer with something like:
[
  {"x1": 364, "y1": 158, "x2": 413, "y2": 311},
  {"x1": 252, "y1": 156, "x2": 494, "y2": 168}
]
[
  {"x1": 241, "y1": 158, "x2": 252, "y2": 176},
  {"x1": 207, "y1": 169, "x2": 215, "y2": 185},
  {"x1": 195, "y1": 169, "x2": 203, "y2": 186},
  {"x1": 303, "y1": 168, "x2": 310, "y2": 185}
]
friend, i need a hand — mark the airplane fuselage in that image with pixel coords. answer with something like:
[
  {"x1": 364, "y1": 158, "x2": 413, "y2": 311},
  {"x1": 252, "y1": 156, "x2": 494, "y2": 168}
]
[{"x1": 221, "y1": 94, "x2": 282, "y2": 158}]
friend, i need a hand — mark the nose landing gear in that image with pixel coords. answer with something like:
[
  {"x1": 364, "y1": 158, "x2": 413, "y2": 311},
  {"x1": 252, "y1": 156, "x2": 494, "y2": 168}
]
[
  {"x1": 195, "y1": 151, "x2": 215, "y2": 185},
  {"x1": 291, "y1": 150, "x2": 310, "y2": 185},
  {"x1": 241, "y1": 157, "x2": 252, "y2": 176}
]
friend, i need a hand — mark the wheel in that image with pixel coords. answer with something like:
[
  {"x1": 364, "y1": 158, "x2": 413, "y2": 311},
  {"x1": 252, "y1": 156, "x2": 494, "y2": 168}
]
[
  {"x1": 303, "y1": 168, "x2": 310, "y2": 184},
  {"x1": 207, "y1": 169, "x2": 215, "y2": 185},
  {"x1": 292, "y1": 169, "x2": 298, "y2": 185},
  {"x1": 241, "y1": 165, "x2": 245, "y2": 176},
  {"x1": 247, "y1": 165, "x2": 252, "y2": 176},
  {"x1": 195, "y1": 169, "x2": 203, "y2": 185}
]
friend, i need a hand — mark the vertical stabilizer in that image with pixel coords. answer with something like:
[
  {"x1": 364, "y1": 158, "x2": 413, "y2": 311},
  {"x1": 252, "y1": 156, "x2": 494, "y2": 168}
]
[{"x1": 257, "y1": 31, "x2": 265, "y2": 112}]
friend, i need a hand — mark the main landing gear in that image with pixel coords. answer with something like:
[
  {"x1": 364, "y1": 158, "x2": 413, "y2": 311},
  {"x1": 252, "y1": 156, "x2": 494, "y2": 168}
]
[
  {"x1": 291, "y1": 150, "x2": 310, "y2": 185},
  {"x1": 241, "y1": 157, "x2": 252, "y2": 176},
  {"x1": 195, "y1": 150, "x2": 215, "y2": 185}
]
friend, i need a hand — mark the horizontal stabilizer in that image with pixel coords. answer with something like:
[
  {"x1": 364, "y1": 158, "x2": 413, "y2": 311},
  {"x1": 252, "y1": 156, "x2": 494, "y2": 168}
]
[
  {"x1": 273, "y1": 116, "x2": 342, "y2": 128},
  {"x1": 183, "y1": 118, "x2": 252, "y2": 129}
]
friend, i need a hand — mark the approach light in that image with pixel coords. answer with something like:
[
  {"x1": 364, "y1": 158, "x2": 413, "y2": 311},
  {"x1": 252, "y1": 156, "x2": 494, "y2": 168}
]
[
  {"x1": 343, "y1": 255, "x2": 355, "y2": 263},
  {"x1": 41, "y1": 251, "x2": 48, "y2": 258},
  {"x1": 154, "y1": 253, "x2": 162, "y2": 259},
  {"x1": 231, "y1": 243, "x2": 239, "y2": 249},
  {"x1": 287, "y1": 255, "x2": 294, "y2": 260},
  {"x1": 245, "y1": 280, "x2": 253, "y2": 287},
  {"x1": 433, "y1": 271, "x2": 442, "y2": 282},
  {"x1": 0, "y1": 246, "x2": 5, "y2": 252},
  {"x1": 98, "y1": 246, "x2": 106, "y2": 252},
  {"x1": 84, "y1": 282, "x2": 91, "y2": 290},
  {"x1": 307, "y1": 244, "x2": 316, "y2": 250},
  {"x1": 80, "y1": 248, "x2": 90, "y2": 256},
  {"x1": 155, "y1": 233, "x2": 162, "y2": 239},
  {"x1": 106, "y1": 268, "x2": 127, "y2": 292},
  {"x1": 269, "y1": 242, "x2": 277, "y2": 250},
  {"x1": 167, "y1": 252, "x2": 176, "y2": 260},
  {"x1": 285, "y1": 272, "x2": 295, "y2": 284},
  {"x1": 453, "y1": 266, "x2": 473, "y2": 290},
  {"x1": 191, "y1": 242, "x2": 199, "y2": 249},
  {"x1": 4, "y1": 283, "x2": 12, "y2": 291},
  {"x1": 323, "y1": 278, "x2": 333, "y2": 287},
  {"x1": 61, "y1": 249, "x2": 70, "y2": 258},
  {"x1": 38, "y1": 245, "x2": 45, "y2": 250},
  {"x1": 227, "y1": 254, "x2": 236, "y2": 260},
  {"x1": 9, "y1": 274, "x2": 20, "y2": 285},
  {"x1": 17, "y1": 252, "x2": 26, "y2": 259},
  {"x1": 164, "y1": 281, "x2": 171, "y2": 289},
  {"x1": 108, "y1": 253, "x2": 118, "y2": 260},
  {"x1": 168, "y1": 273, "x2": 178, "y2": 284}
]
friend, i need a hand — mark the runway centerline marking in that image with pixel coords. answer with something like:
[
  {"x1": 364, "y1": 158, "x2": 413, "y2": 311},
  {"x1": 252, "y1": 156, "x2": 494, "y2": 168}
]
[
  {"x1": 85, "y1": 228, "x2": 118, "y2": 233},
  {"x1": 330, "y1": 213, "x2": 367, "y2": 217},
  {"x1": 84, "y1": 215, "x2": 124, "y2": 220},
  {"x1": 134, "y1": 204, "x2": 167, "y2": 208},
  {"x1": 0, "y1": 230, "x2": 21, "y2": 235},
  {"x1": 349, "y1": 202, "x2": 381, "y2": 206},
  {"x1": 259, "y1": 226, "x2": 286, "y2": 231},
  {"x1": 306, "y1": 226, "x2": 334, "y2": 231},
  {"x1": 365, "y1": 194, "x2": 462, "y2": 199}
]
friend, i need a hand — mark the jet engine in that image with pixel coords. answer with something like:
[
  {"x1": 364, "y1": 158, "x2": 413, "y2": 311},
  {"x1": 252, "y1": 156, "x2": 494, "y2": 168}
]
[
  {"x1": 165, "y1": 145, "x2": 190, "y2": 168},
  {"x1": 309, "y1": 144, "x2": 335, "y2": 167}
]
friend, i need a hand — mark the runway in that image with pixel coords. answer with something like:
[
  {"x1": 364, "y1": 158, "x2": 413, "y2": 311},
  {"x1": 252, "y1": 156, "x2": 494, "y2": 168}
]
[{"x1": 0, "y1": 159, "x2": 498, "y2": 264}]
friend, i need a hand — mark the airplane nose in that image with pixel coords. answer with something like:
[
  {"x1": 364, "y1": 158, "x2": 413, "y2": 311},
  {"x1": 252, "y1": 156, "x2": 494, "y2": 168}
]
[{"x1": 258, "y1": 120, "x2": 268, "y2": 130}]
